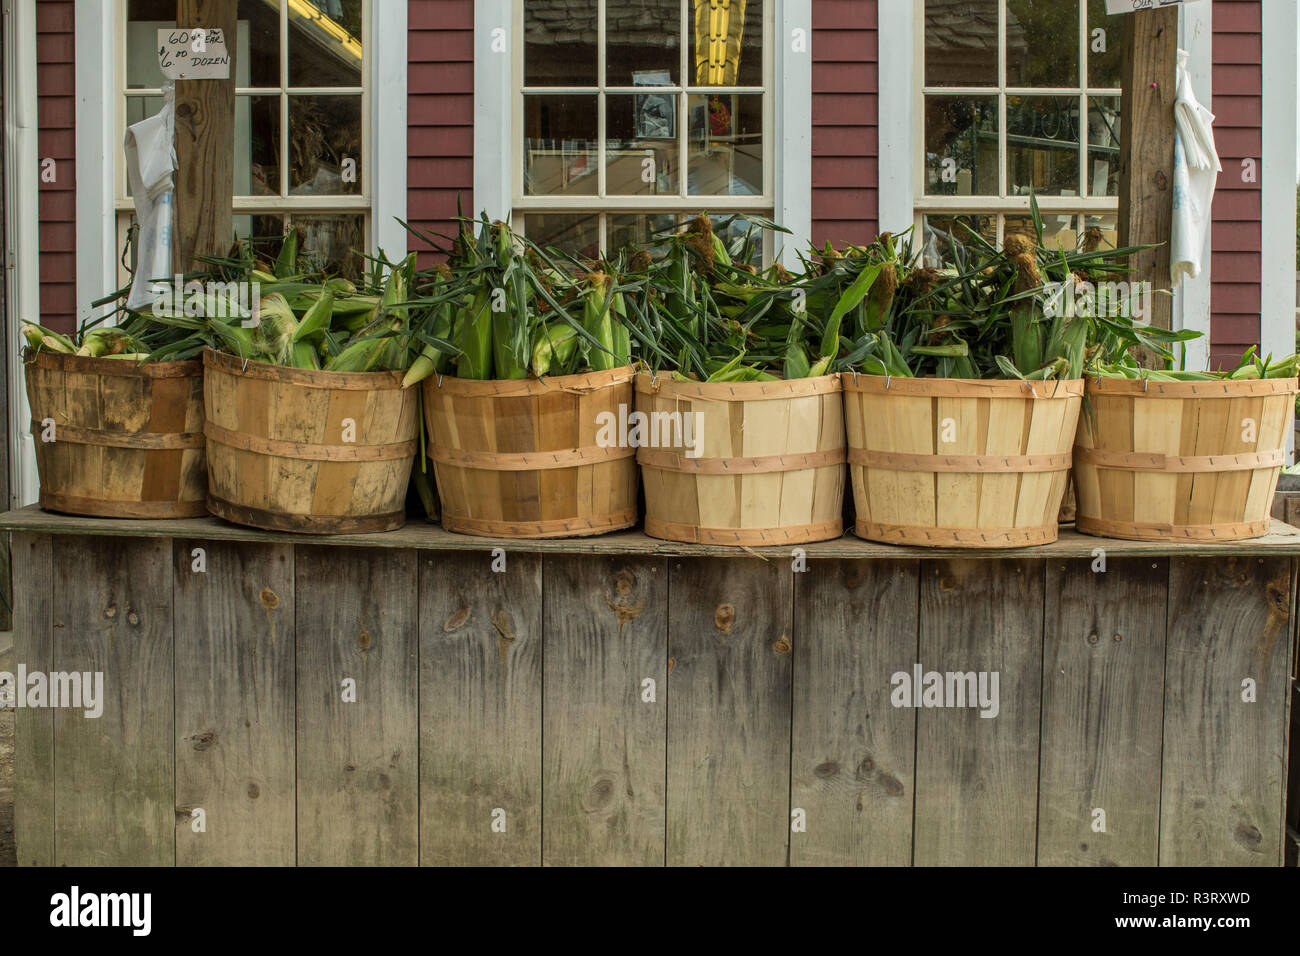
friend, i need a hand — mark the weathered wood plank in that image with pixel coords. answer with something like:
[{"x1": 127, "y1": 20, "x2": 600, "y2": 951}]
[
  {"x1": 296, "y1": 546, "x2": 419, "y2": 865},
  {"x1": 53, "y1": 536, "x2": 174, "y2": 866},
  {"x1": 791, "y1": 559, "x2": 918, "y2": 866},
  {"x1": 420, "y1": 551, "x2": 543, "y2": 866},
  {"x1": 913, "y1": 559, "x2": 1044, "y2": 866},
  {"x1": 542, "y1": 555, "x2": 667, "y2": 866},
  {"x1": 1161, "y1": 556, "x2": 1292, "y2": 866},
  {"x1": 173, "y1": 540, "x2": 295, "y2": 865},
  {"x1": 12, "y1": 533, "x2": 53, "y2": 865},
  {"x1": 6, "y1": 506, "x2": 1300, "y2": 561},
  {"x1": 667, "y1": 557, "x2": 793, "y2": 866},
  {"x1": 1038, "y1": 557, "x2": 1168, "y2": 866}
]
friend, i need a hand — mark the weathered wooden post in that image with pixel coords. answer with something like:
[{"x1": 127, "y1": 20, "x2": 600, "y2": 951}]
[
  {"x1": 1116, "y1": 5, "x2": 1179, "y2": 335},
  {"x1": 172, "y1": 0, "x2": 237, "y2": 273}
]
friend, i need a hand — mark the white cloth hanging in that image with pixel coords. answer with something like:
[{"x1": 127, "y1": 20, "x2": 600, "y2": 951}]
[
  {"x1": 124, "y1": 82, "x2": 177, "y2": 311},
  {"x1": 1171, "y1": 48, "x2": 1221, "y2": 282}
]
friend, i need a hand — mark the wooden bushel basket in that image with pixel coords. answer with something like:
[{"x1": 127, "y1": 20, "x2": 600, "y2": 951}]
[
  {"x1": 24, "y1": 350, "x2": 206, "y2": 518},
  {"x1": 635, "y1": 373, "x2": 847, "y2": 545},
  {"x1": 1074, "y1": 376, "x2": 1298, "y2": 541},
  {"x1": 203, "y1": 348, "x2": 419, "y2": 533},
  {"x1": 843, "y1": 374, "x2": 1083, "y2": 548},
  {"x1": 422, "y1": 367, "x2": 639, "y2": 538}
]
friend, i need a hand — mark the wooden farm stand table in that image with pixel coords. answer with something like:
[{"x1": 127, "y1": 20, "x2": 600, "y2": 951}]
[{"x1": 2, "y1": 504, "x2": 1296, "y2": 867}]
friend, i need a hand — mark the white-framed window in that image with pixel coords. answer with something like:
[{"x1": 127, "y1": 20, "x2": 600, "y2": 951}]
[
  {"x1": 914, "y1": 0, "x2": 1125, "y2": 263},
  {"x1": 510, "y1": 0, "x2": 776, "y2": 259},
  {"x1": 115, "y1": 0, "x2": 371, "y2": 278}
]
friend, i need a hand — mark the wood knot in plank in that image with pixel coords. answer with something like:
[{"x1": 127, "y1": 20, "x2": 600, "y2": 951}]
[
  {"x1": 605, "y1": 568, "x2": 647, "y2": 626},
  {"x1": 773, "y1": 635, "x2": 791, "y2": 654},
  {"x1": 714, "y1": 603, "x2": 735, "y2": 633},
  {"x1": 192, "y1": 730, "x2": 216, "y2": 752},
  {"x1": 492, "y1": 609, "x2": 516, "y2": 667},
  {"x1": 259, "y1": 587, "x2": 279, "y2": 611},
  {"x1": 443, "y1": 606, "x2": 471, "y2": 631},
  {"x1": 357, "y1": 627, "x2": 372, "y2": 651}
]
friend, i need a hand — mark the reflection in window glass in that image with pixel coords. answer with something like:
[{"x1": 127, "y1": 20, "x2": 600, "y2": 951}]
[
  {"x1": 607, "y1": 0, "x2": 680, "y2": 86},
  {"x1": 921, "y1": 214, "x2": 998, "y2": 267},
  {"x1": 1004, "y1": 214, "x2": 1076, "y2": 251},
  {"x1": 288, "y1": 0, "x2": 363, "y2": 87},
  {"x1": 924, "y1": 0, "x2": 998, "y2": 87},
  {"x1": 1005, "y1": 0, "x2": 1078, "y2": 88},
  {"x1": 924, "y1": 96, "x2": 999, "y2": 197},
  {"x1": 289, "y1": 96, "x2": 363, "y2": 195},
  {"x1": 606, "y1": 94, "x2": 678, "y2": 196},
  {"x1": 691, "y1": 0, "x2": 763, "y2": 87},
  {"x1": 238, "y1": 95, "x2": 281, "y2": 197},
  {"x1": 1007, "y1": 95, "x2": 1080, "y2": 196},
  {"x1": 688, "y1": 94, "x2": 763, "y2": 195},
  {"x1": 292, "y1": 214, "x2": 365, "y2": 279},
  {"x1": 527, "y1": 213, "x2": 602, "y2": 260},
  {"x1": 1087, "y1": 0, "x2": 1125, "y2": 89},
  {"x1": 525, "y1": 0, "x2": 597, "y2": 86},
  {"x1": 524, "y1": 96, "x2": 600, "y2": 197},
  {"x1": 1087, "y1": 96, "x2": 1121, "y2": 197}
]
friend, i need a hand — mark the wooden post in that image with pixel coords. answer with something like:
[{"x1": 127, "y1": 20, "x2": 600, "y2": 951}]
[
  {"x1": 1117, "y1": 7, "x2": 1179, "y2": 334},
  {"x1": 172, "y1": 0, "x2": 237, "y2": 273}
]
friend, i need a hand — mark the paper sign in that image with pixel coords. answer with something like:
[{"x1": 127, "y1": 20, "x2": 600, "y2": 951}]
[
  {"x1": 157, "y1": 28, "x2": 231, "y2": 80},
  {"x1": 1103, "y1": 0, "x2": 1197, "y2": 14}
]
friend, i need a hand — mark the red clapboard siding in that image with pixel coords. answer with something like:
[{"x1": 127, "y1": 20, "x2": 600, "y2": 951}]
[
  {"x1": 37, "y1": 0, "x2": 77, "y2": 334},
  {"x1": 811, "y1": 0, "x2": 878, "y2": 247},
  {"x1": 408, "y1": 1, "x2": 474, "y2": 264},
  {"x1": 1209, "y1": 0, "x2": 1262, "y2": 365}
]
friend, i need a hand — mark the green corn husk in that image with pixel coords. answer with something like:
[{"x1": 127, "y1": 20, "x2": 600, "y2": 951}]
[
  {"x1": 454, "y1": 283, "x2": 494, "y2": 379},
  {"x1": 22, "y1": 322, "x2": 76, "y2": 354},
  {"x1": 292, "y1": 290, "x2": 335, "y2": 343},
  {"x1": 530, "y1": 323, "x2": 580, "y2": 378},
  {"x1": 77, "y1": 327, "x2": 138, "y2": 357},
  {"x1": 582, "y1": 272, "x2": 619, "y2": 372},
  {"x1": 324, "y1": 338, "x2": 378, "y2": 372},
  {"x1": 273, "y1": 229, "x2": 300, "y2": 279},
  {"x1": 291, "y1": 341, "x2": 321, "y2": 369}
]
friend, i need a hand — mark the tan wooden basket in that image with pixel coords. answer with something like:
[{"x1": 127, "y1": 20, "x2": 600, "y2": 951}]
[
  {"x1": 843, "y1": 374, "x2": 1083, "y2": 547},
  {"x1": 24, "y1": 350, "x2": 207, "y2": 518},
  {"x1": 423, "y1": 367, "x2": 639, "y2": 538},
  {"x1": 635, "y1": 373, "x2": 846, "y2": 546},
  {"x1": 203, "y1": 348, "x2": 419, "y2": 533},
  {"x1": 1074, "y1": 376, "x2": 1298, "y2": 541}
]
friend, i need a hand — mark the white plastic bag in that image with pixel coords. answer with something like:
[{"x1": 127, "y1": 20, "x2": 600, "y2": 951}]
[
  {"x1": 124, "y1": 82, "x2": 177, "y2": 310},
  {"x1": 1171, "y1": 48, "x2": 1221, "y2": 282}
]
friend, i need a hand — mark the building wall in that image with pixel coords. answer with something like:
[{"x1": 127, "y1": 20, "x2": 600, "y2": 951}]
[
  {"x1": 407, "y1": 0, "x2": 475, "y2": 263},
  {"x1": 36, "y1": 0, "x2": 77, "y2": 334},
  {"x1": 810, "y1": 0, "x2": 878, "y2": 248},
  {"x1": 1209, "y1": 0, "x2": 1263, "y2": 367}
]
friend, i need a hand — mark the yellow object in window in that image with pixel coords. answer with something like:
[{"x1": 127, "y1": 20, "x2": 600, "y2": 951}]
[{"x1": 694, "y1": 0, "x2": 747, "y2": 87}]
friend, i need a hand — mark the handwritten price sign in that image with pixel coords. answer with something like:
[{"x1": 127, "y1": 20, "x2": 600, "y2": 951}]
[
  {"x1": 157, "y1": 28, "x2": 231, "y2": 80},
  {"x1": 1103, "y1": 0, "x2": 1203, "y2": 13}
]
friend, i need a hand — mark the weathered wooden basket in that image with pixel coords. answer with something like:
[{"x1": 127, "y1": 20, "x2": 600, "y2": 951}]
[
  {"x1": 1074, "y1": 376, "x2": 1298, "y2": 541},
  {"x1": 635, "y1": 373, "x2": 846, "y2": 545},
  {"x1": 203, "y1": 348, "x2": 419, "y2": 533},
  {"x1": 843, "y1": 374, "x2": 1083, "y2": 548},
  {"x1": 423, "y1": 367, "x2": 639, "y2": 538},
  {"x1": 24, "y1": 350, "x2": 207, "y2": 518}
]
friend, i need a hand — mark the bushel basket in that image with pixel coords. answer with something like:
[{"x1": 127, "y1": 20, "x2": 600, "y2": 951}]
[
  {"x1": 203, "y1": 348, "x2": 419, "y2": 533},
  {"x1": 24, "y1": 350, "x2": 206, "y2": 518},
  {"x1": 423, "y1": 367, "x2": 639, "y2": 538},
  {"x1": 843, "y1": 374, "x2": 1083, "y2": 548},
  {"x1": 1074, "y1": 376, "x2": 1298, "y2": 541}
]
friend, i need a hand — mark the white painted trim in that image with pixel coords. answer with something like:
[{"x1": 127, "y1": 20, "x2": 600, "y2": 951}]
[
  {"x1": 774, "y1": 0, "x2": 811, "y2": 261},
  {"x1": 76, "y1": 0, "x2": 118, "y2": 328},
  {"x1": 1174, "y1": 0, "x2": 1213, "y2": 373},
  {"x1": 4, "y1": 0, "x2": 40, "y2": 507},
  {"x1": 475, "y1": 0, "x2": 513, "y2": 220},
  {"x1": 1260, "y1": 0, "x2": 1297, "y2": 369},
  {"x1": 877, "y1": 0, "x2": 915, "y2": 233},
  {"x1": 370, "y1": 0, "x2": 407, "y2": 257}
]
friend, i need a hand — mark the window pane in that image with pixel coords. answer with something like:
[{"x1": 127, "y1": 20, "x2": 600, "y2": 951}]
[
  {"x1": 921, "y1": 213, "x2": 998, "y2": 266},
  {"x1": 924, "y1": 95, "x2": 998, "y2": 196},
  {"x1": 236, "y1": 95, "x2": 281, "y2": 197},
  {"x1": 288, "y1": 96, "x2": 362, "y2": 194},
  {"x1": 290, "y1": 214, "x2": 365, "y2": 279},
  {"x1": 525, "y1": 96, "x2": 599, "y2": 196},
  {"x1": 691, "y1": 0, "x2": 762, "y2": 87},
  {"x1": 1087, "y1": 96, "x2": 1121, "y2": 196},
  {"x1": 288, "y1": 0, "x2": 363, "y2": 87},
  {"x1": 525, "y1": 0, "x2": 598, "y2": 86},
  {"x1": 607, "y1": 94, "x2": 679, "y2": 195},
  {"x1": 233, "y1": 215, "x2": 287, "y2": 258},
  {"x1": 924, "y1": 0, "x2": 998, "y2": 87},
  {"x1": 607, "y1": 0, "x2": 680, "y2": 87},
  {"x1": 1084, "y1": 212, "x2": 1119, "y2": 250},
  {"x1": 608, "y1": 212, "x2": 682, "y2": 255},
  {"x1": 238, "y1": 0, "x2": 280, "y2": 88},
  {"x1": 1087, "y1": 0, "x2": 1124, "y2": 88},
  {"x1": 687, "y1": 94, "x2": 762, "y2": 195},
  {"x1": 1006, "y1": 0, "x2": 1079, "y2": 88},
  {"x1": 1007, "y1": 95, "x2": 1080, "y2": 196},
  {"x1": 129, "y1": 2, "x2": 279, "y2": 89},
  {"x1": 1005, "y1": 213, "x2": 1076, "y2": 251},
  {"x1": 525, "y1": 213, "x2": 601, "y2": 260}
]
